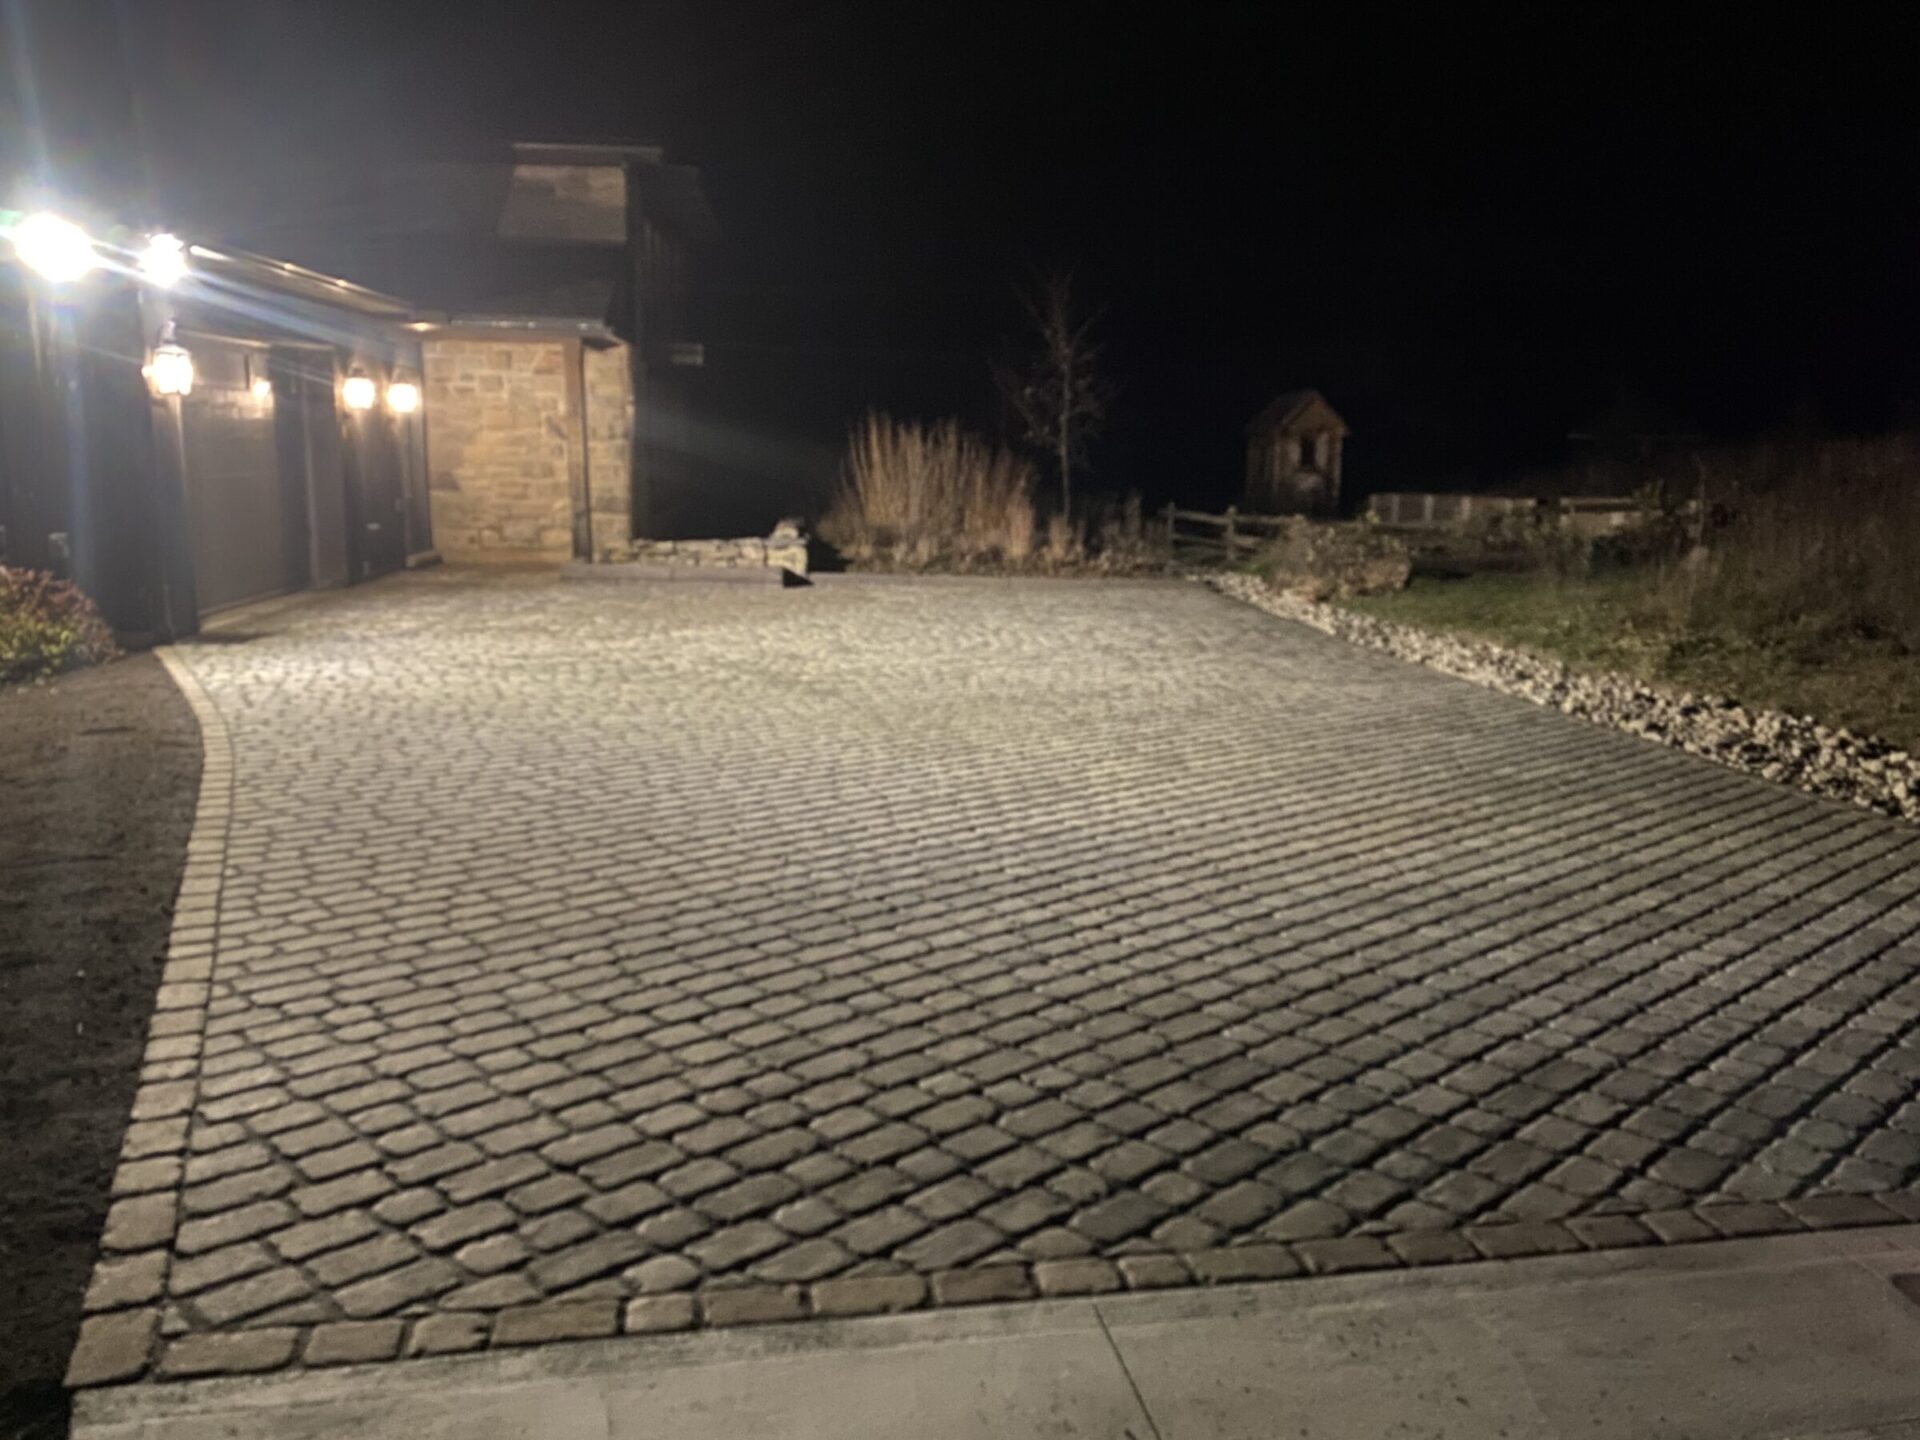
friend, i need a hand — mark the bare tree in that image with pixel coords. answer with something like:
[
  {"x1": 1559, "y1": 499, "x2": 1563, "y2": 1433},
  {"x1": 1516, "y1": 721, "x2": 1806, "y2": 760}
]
[{"x1": 994, "y1": 271, "x2": 1112, "y2": 517}]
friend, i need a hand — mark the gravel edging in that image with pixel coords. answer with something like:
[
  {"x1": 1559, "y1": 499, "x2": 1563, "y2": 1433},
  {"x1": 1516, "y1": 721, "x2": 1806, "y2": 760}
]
[{"x1": 1206, "y1": 571, "x2": 1920, "y2": 824}]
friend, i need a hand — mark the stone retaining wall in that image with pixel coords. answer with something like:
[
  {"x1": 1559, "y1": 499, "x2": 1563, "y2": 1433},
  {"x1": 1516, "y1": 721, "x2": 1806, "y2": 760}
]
[{"x1": 597, "y1": 525, "x2": 808, "y2": 575}]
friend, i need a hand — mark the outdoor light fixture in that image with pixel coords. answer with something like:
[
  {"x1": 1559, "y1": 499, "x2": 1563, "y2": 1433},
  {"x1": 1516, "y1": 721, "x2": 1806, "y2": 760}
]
[
  {"x1": 341, "y1": 370, "x2": 377, "y2": 410},
  {"x1": 138, "y1": 232, "x2": 189, "y2": 288},
  {"x1": 250, "y1": 376, "x2": 274, "y2": 402},
  {"x1": 144, "y1": 324, "x2": 194, "y2": 398},
  {"x1": 8, "y1": 211, "x2": 98, "y2": 282},
  {"x1": 385, "y1": 379, "x2": 420, "y2": 415}
]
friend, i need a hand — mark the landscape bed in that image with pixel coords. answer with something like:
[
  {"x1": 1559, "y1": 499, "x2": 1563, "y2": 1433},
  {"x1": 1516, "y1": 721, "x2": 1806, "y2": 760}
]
[{"x1": 0, "y1": 656, "x2": 199, "y2": 1439}]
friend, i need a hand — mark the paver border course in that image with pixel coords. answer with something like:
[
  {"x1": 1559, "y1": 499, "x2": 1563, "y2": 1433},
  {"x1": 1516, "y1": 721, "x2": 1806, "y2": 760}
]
[{"x1": 66, "y1": 649, "x2": 234, "y2": 1389}]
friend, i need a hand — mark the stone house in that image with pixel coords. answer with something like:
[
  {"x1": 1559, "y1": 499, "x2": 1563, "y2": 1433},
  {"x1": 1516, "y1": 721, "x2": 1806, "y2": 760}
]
[
  {"x1": 1245, "y1": 389, "x2": 1348, "y2": 515},
  {"x1": 195, "y1": 141, "x2": 718, "y2": 562},
  {"x1": 0, "y1": 138, "x2": 786, "y2": 641},
  {"x1": 1, "y1": 223, "x2": 434, "y2": 639}
]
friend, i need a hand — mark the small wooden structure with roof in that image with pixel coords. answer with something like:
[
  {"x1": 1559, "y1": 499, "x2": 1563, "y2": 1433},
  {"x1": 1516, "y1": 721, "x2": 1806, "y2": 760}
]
[{"x1": 1245, "y1": 388, "x2": 1348, "y2": 515}]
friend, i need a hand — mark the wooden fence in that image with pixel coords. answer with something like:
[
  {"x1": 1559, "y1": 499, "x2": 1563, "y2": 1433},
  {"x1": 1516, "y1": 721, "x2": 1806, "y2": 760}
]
[
  {"x1": 1161, "y1": 505, "x2": 1300, "y2": 563},
  {"x1": 1368, "y1": 492, "x2": 1649, "y2": 535},
  {"x1": 1160, "y1": 495, "x2": 1663, "y2": 567}
]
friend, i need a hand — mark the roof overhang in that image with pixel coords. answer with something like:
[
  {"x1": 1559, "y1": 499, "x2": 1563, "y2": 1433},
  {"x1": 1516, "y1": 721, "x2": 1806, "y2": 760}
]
[{"x1": 405, "y1": 313, "x2": 620, "y2": 344}]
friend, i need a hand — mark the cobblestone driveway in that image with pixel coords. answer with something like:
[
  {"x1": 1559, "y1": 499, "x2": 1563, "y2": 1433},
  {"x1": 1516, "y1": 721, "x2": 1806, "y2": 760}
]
[{"x1": 75, "y1": 570, "x2": 1920, "y2": 1382}]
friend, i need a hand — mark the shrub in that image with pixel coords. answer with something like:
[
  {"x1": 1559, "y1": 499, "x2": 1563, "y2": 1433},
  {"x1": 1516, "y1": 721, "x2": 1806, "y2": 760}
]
[
  {"x1": 1256, "y1": 518, "x2": 1411, "y2": 600},
  {"x1": 1510, "y1": 432, "x2": 1920, "y2": 650},
  {"x1": 821, "y1": 413, "x2": 1038, "y2": 570},
  {"x1": 1688, "y1": 436, "x2": 1920, "y2": 650},
  {"x1": 0, "y1": 567, "x2": 118, "y2": 683},
  {"x1": 1042, "y1": 510, "x2": 1082, "y2": 567}
]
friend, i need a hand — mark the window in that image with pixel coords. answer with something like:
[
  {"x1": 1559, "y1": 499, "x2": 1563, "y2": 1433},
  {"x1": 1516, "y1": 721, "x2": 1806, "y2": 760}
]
[{"x1": 1298, "y1": 435, "x2": 1316, "y2": 468}]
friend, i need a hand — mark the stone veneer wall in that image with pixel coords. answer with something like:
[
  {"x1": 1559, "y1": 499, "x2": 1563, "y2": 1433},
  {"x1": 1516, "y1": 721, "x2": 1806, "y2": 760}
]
[
  {"x1": 599, "y1": 529, "x2": 809, "y2": 575},
  {"x1": 583, "y1": 344, "x2": 634, "y2": 553},
  {"x1": 424, "y1": 339, "x2": 573, "y2": 555}
]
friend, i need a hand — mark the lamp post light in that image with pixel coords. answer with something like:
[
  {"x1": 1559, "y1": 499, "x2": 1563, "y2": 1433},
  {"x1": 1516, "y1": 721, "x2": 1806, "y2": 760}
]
[
  {"x1": 7, "y1": 212, "x2": 98, "y2": 283},
  {"x1": 138, "y1": 232, "x2": 190, "y2": 288}
]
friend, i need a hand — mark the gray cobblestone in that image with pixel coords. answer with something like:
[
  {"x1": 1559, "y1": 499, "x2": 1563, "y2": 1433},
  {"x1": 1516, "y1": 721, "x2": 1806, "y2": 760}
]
[
  {"x1": 809, "y1": 1274, "x2": 927, "y2": 1316},
  {"x1": 623, "y1": 1295, "x2": 698, "y2": 1332},
  {"x1": 303, "y1": 1320, "x2": 404, "y2": 1366},
  {"x1": 491, "y1": 1300, "x2": 620, "y2": 1346},
  {"x1": 83, "y1": 1252, "x2": 169, "y2": 1312},
  {"x1": 86, "y1": 574, "x2": 1920, "y2": 1380},
  {"x1": 405, "y1": 1313, "x2": 488, "y2": 1356},
  {"x1": 67, "y1": 1310, "x2": 158, "y2": 1387}
]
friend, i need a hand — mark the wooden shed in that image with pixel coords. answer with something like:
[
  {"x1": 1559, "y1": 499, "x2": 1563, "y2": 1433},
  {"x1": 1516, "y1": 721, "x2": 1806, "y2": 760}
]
[{"x1": 1245, "y1": 389, "x2": 1348, "y2": 515}]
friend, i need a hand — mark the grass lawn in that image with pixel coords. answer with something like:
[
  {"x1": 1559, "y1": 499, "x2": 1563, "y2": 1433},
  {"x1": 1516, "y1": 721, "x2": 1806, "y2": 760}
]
[{"x1": 1341, "y1": 572, "x2": 1920, "y2": 751}]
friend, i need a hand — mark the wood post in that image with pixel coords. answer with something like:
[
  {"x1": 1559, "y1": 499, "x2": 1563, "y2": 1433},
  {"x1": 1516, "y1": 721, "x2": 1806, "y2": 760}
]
[
  {"x1": 1163, "y1": 502, "x2": 1176, "y2": 555},
  {"x1": 1223, "y1": 505, "x2": 1238, "y2": 563}
]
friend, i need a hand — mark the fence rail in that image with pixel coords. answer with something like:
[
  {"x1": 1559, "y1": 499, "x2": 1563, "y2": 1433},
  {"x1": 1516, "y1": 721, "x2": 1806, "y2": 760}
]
[
  {"x1": 1161, "y1": 505, "x2": 1301, "y2": 562},
  {"x1": 1368, "y1": 492, "x2": 1649, "y2": 532},
  {"x1": 1162, "y1": 493, "x2": 1665, "y2": 565}
]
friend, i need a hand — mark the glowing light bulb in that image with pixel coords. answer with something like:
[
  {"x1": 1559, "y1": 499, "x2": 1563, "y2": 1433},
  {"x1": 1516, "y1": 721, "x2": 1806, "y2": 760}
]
[
  {"x1": 386, "y1": 380, "x2": 420, "y2": 415},
  {"x1": 138, "y1": 232, "x2": 189, "y2": 288},
  {"x1": 342, "y1": 372, "x2": 377, "y2": 410},
  {"x1": 9, "y1": 212, "x2": 97, "y2": 282},
  {"x1": 145, "y1": 342, "x2": 195, "y2": 397}
]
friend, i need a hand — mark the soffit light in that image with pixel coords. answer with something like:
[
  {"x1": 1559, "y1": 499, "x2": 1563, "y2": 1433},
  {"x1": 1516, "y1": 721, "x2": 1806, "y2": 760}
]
[
  {"x1": 138, "y1": 232, "x2": 189, "y2": 288},
  {"x1": 386, "y1": 380, "x2": 420, "y2": 414},
  {"x1": 342, "y1": 371, "x2": 377, "y2": 410},
  {"x1": 8, "y1": 212, "x2": 98, "y2": 283}
]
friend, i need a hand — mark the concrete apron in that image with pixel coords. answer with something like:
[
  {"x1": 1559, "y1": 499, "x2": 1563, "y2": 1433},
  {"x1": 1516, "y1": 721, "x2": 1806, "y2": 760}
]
[{"x1": 75, "y1": 1224, "x2": 1920, "y2": 1440}]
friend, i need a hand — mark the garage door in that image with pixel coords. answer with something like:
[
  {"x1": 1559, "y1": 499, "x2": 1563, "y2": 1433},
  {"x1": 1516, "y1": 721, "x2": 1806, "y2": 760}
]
[{"x1": 180, "y1": 340, "x2": 310, "y2": 613}]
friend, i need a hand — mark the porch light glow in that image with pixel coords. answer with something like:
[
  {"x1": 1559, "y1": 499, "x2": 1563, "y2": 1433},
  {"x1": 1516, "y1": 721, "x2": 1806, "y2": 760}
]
[
  {"x1": 138, "y1": 232, "x2": 189, "y2": 288},
  {"x1": 342, "y1": 371, "x2": 377, "y2": 410},
  {"x1": 385, "y1": 380, "x2": 420, "y2": 414},
  {"x1": 251, "y1": 376, "x2": 274, "y2": 402},
  {"x1": 8, "y1": 212, "x2": 98, "y2": 282},
  {"x1": 145, "y1": 341, "x2": 195, "y2": 397}
]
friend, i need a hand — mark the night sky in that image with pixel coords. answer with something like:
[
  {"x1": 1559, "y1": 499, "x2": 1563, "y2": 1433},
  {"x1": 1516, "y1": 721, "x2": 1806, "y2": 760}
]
[{"x1": 11, "y1": 3, "x2": 1920, "y2": 509}]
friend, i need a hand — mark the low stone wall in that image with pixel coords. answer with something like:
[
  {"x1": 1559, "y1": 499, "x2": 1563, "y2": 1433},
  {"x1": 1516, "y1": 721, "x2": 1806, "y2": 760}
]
[{"x1": 596, "y1": 525, "x2": 808, "y2": 575}]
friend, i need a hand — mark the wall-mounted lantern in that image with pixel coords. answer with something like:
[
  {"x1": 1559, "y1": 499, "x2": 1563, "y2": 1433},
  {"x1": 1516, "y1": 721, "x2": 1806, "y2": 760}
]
[
  {"x1": 144, "y1": 322, "x2": 194, "y2": 398},
  {"x1": 7, "y1": 212, "x2": 98, "y2": 283},
  {"x1": 342, "y1": 369, "x2": 377, "y2": 411},
  {"x1": 385, "y1": 379, "x2": 421, "y2": 415},
  {"x1": 246, "y1": 353, "x2": 273, "y2": 404},
  {"x1": 138, "y1": 232, "x2": 189, "y2": 288}
]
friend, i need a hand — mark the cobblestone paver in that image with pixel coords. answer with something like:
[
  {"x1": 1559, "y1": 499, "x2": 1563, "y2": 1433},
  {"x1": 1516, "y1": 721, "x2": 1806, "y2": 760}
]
[{"x1": 74, "y1": 571, "x2": 1920, "y2": 1382}]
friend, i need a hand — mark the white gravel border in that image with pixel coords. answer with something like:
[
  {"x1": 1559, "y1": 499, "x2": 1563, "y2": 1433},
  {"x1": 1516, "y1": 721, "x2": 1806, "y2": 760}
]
[{"x1": 1207, "y1": 571, "x2": 1920, "y2": 825}]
